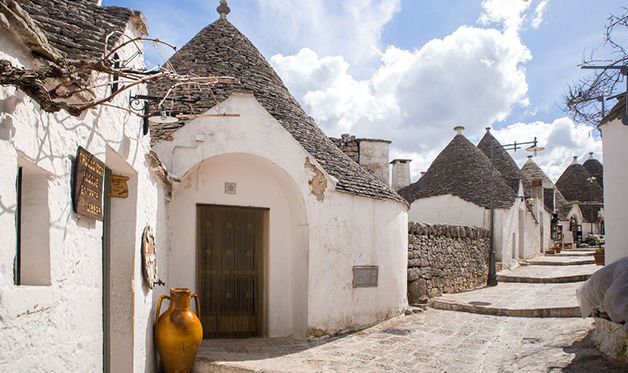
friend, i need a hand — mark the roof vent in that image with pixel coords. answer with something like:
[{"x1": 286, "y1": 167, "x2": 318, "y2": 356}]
[
  {"x1": 217, "y1": 0, "x2": 231, "y2": 19},
  {"x1": 453, "y1": 126, "x2": 465, "y2": 135}
]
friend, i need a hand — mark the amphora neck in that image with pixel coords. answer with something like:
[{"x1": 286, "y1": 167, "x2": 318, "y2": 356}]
[{"x1": 169, "y1": 288, "x2": 191, "y2": 309}]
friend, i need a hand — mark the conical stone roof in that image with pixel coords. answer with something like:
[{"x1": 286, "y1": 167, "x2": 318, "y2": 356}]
[
  {"x1": 399, "y1": 134, "x2": 516, "y2": 208},
  {"x1": 148, "y1": 17, "x2": 404, "y2": 204},
  {"x1": 520, "y1": 157, "x2": 571, "y2": 219},
  {"x1": 555, "y1": 162, "x2": 603, "y2": 203},
  {"x1": 477, "y1": 130, "x2": 524, "y2": 194},
  {"x1": 583, "y1": 156, "x2": 603, "y2": 189}
]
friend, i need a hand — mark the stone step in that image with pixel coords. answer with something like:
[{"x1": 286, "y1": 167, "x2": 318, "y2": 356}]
[
  {"x1": 546, "y1": 251, "x2": 595, "y2": 257},
  {"x1": 525, "y1": 257, "x2": 595, "y2": 266},
  {"x1": 497, "y1": 264, "x2": 598, "y2": 283},
  {"x1": 428, "y1": 282, "x2": 583, "y2": 318},
  {"x1": 497, "y1": 273, "x2": 592, "y2": 283}
]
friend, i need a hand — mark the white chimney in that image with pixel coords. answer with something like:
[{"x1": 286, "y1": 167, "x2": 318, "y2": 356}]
[
  {"x1": 454, "y1": 126, "x2": 465, "y2": 135},
  {"x1": 358, "y1": 139, "x2": 391, "y2": 185},
  {"x1": 390, "y1": 159, "x2": 412, "y2": 191}
]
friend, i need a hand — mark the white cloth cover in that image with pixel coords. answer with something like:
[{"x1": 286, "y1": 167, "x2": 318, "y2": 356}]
[{"x1": 577, "y1": 256, "x2": 628, "y2": 327}]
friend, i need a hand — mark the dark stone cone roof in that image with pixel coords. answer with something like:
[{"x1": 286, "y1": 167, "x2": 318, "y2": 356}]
[
  {"x1": 521, "y1": 157, "x2": 571, "y2": 219},
  {"x1": 477, "y1": 131, "x2": 524, "y2": 193},
  {"x1": 17, "y1": 0, "x2": 144, "y2": 61},
  {"x1": 583, "y1": 158, "x2": 603, "y2": 189},
  {"x1": 148, "y1": 18, "x2": 405, "y2": 204},
  {"x1": 399, "y1": 134, "x2": 516, "y2": 208},
  {"x1": 556, "y1": 163, "x2": 603, "y2": 203}
]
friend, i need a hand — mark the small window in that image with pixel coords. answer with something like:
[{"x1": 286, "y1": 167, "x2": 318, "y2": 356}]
[{"x1": 15, "y1": 161, "x2": 51, "y2": 286}]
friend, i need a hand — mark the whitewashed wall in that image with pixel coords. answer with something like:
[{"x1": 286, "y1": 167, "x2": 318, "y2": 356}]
[
  {"x1": 601, "y1": 118, "x2": 628, "y2": 264},
  {"x1": 0, "y1": 23, "x2": 165, "y2": 373},
  {"x1": 155, "y1": 93, "x2": 408, "y2": 337},
  {"x1": 408, "y1": 195, "x2": 487, "y2": 228}
]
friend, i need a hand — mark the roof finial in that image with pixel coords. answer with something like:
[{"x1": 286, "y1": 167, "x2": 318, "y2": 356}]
[
  {"x1": 217, "y1": 0, "x2": 230, "y2": 19},
  {"x1": 485, "y1": 126, "x2": 491, "y2": 132},
  {"x1": 527, "y1": 155, "x2": 533, "y2": 159},
  {"x1": 589, "y1": 152, "x2": 594, "y2": 159},
  {"x1": 572, "y1": 155, "x2": 578, "y2": 164},
  {"x1": 454, "y1": 126, "x2": 465, "y2": 135}
]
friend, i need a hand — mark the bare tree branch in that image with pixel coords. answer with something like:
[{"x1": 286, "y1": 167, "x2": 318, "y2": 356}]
[{"x1": 564, "y1": 7, "x2": 628, "y2": 125}]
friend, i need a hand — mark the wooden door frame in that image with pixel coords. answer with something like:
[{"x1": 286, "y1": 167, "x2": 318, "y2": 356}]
[{"x1": 196, "y1": 204, "x2": 269, "y2": 338}]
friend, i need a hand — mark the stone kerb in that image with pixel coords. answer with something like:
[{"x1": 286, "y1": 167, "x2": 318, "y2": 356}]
[{"x1": 407, "y1": 222, "x2": 490, "y2": 304}]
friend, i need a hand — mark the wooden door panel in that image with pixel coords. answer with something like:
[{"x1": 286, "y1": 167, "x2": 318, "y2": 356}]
[{"x1": 197, "y1": 205, "x2": 264, "y2": 338}]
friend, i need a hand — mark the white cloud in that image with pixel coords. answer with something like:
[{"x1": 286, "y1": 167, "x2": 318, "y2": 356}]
[
  {"x1": 272, "y1": 25, "x2": 532, "y2": 153},
  {"x1": 255, "y1": 0, "x2": 400, "y2": 67},
  {"x1": 489, "y1": 117, "x2": 602, "y2": 181},
  {"x1": 478, "y1": 0, "x2": 531, "y2": 33},
  {"x1": 531, "y1": 0, "x2": 550, "y2": 29}
]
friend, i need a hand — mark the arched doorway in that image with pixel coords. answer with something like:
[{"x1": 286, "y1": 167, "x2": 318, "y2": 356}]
[{"x1": 168, "y1": 153, "x2": 309, "y2": 338}]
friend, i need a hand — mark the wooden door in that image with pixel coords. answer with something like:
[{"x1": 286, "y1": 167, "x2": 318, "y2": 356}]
[{"x1": 197, "y1": 205, "x2": 265, "y2": 338}]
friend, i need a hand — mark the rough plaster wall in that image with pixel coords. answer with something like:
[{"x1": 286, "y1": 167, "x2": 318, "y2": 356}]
[
  {"x1": 602, "y1": 120, "x2": 628, "y2": 265},
  {"x1": 154, "y1": 93, "x2": 408, "y2": 337},
  {"x1": 494, "y1": 202, "x2": 521, "y2": 269},
  {"x1": 408, "y1": 195, "x2": 486, "y2": 228},
  {"x1": 391, "y1": 161, "x2": 411, "y2": 191},
  {"x1": 358, "y1": 140, "x2": 390, "y2": 185},
  {"x1": 0, "y1": 24, "x2": 165, "y2": 372}
]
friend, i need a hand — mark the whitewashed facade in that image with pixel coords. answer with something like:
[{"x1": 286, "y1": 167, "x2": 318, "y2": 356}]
[{"x1": 600, "y1": 102, "x2": 628, "y2": 265}]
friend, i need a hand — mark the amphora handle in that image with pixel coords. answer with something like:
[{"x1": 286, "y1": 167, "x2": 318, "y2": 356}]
[
  {"x1": 192, "y1": 293, "x2": 201, "y2": 321},
  {"x1": 156, "y1": 294, "x2": 170, "y2": 319}
]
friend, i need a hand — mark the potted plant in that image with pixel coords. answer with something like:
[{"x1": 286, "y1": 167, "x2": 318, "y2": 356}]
[{"x1": 593, "y1": 247, "x2": 605, "y2": 266}]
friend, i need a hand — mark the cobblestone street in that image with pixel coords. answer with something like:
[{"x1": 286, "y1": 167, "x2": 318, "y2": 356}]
[
  {"x1": 195, "y1": 253, "x2": 627, "y2": 373},
  {"x1": 195, "y1": 309, "x2": 626, "y2": 372}
]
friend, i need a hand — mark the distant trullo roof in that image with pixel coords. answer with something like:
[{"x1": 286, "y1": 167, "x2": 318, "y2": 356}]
[
  {"x1": 399, "y1": 133, "x2": 516, "y2": 208},
  {"x1": 477, "y1": 129, "x2": 524, "y2": 193},
  {"x1": 582, "y1": 154, "x2": 603, "y2": 189},
  {"x1": 520, "y1": 156, "x2": 571, "y2": 219},
  {"x1": 148, "y1": 15, "x2": 404, "y2": 204},
  {"x1": 555, "y1": 160, "x2": 603, "y2": 203}
]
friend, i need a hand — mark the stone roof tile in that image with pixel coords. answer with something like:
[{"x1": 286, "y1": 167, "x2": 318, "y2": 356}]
[
  {"x1": 399, "y1": 134, "x2": 516, "y2": 209},
  {"x1": 148, "y1": 18, "x2": 405, "y2": 205},
  {"x1": 477, "y1": 130, "x2": 524, "y2": 193}
]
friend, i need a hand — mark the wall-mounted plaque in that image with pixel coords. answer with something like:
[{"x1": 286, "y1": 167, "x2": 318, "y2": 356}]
[
  {"x1": 109, "y1": 175, "x2": 129, "y2": 198},
  {"x1": 73, "y1": 147, "x2": 105, "y2": 220},
  {"x1": 353, "y1": 265, "x2": 379, "y2": 288},
  {"x1": 224, "y1": 182, "x2": 237, "y2": 195}
]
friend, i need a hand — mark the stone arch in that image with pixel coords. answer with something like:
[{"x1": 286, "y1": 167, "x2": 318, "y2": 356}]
[{"x1": 168, "y1": 152, "x2": 309, "y2": 338}]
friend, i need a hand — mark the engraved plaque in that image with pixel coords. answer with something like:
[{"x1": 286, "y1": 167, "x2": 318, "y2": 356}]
[
  {"x1": 353, "y1": 266, "x2": 379, "y2": 288},
  {"x1": 224, "y1": 182, "x2": 237, "y2": 195},
  {"x1": 73, "y1": 146, "x2": 105, "y2": 220}
]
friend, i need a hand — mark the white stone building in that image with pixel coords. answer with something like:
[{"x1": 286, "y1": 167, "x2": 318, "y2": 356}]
[
  {"x1": 399, "y1": 128, "x2": 524, "y2": 269},
  {"x1": 0, "y1": 0, "x2": 409, "y2": 371},
  {"x1": 599, "y1": 97, "x2": 628, "y2": 265}
]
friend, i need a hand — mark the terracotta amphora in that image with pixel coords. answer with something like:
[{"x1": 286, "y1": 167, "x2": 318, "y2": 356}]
[{"x1": 155, "y1": 288, "x2": 203, "y2": 373}]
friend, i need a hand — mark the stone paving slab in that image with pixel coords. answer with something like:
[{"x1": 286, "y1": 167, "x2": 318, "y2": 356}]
[
  {"x1": 497, "y1": 264, "x2": 599, "y2": 283},
  {"x1": 193, "y1": 310, "x2": 628, "y2": 372},
  {"x1": 526, "y1": 256, "x2": 595, "y2": 266},
  {"x1": 429, "y1": 282, "x2": 583, "y2": 317}
]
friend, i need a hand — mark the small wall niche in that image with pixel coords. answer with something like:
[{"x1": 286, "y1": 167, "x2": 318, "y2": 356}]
[{"x1": 16, "y1": 160, "x2": 51, "y2": 286}]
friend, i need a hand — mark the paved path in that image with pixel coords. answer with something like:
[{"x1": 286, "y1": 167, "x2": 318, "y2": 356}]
[
  {"x1": 526, "y1": 256, "x2": 595, "y2": 266},
  {"x1": 194, "y1": 310, "x2": 627, "y2": 372},
  {"x1": 429, "y1": 282, "x2": 582, "y2": 317},
  {"x1": 497, "y1": 264, "x2": 598, "y2": 283}
]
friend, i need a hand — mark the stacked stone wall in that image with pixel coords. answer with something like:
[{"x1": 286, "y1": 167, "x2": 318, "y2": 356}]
[
  {"x1": 330, "y1": 134, "x2": 359, "y2": 163},
  {"x1": 407, "y1": 222, "x2": 489, "y2": 304}
]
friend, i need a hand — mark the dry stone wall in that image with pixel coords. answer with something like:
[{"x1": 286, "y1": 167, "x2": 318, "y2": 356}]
[{"x1": 407, "y1": 222, "x2": 490, "y2": 304}]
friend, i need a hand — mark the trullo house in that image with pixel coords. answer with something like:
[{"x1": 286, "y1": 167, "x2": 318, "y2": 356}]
[
  {"x1": 599, "y1": 96, "x2": 627, "y2": 264},
  {"x1": 555, "y1": 156, "x2": 604, "y2": 241},
  {"x1": 477, "y1": 128, "x2": 545, "y2": 258},
  {"x1": 0, "y1": 0, "x2": 408, "y2": 371},
  {"x1": 148, "y1": 3, "x2": 409, "y2": 339},
  {"x1": 398, "y1": 127, "x2": 522, "y2": 269},
  {"x1": 520, "y1": 155, "x2": 583, "y2": 248}
]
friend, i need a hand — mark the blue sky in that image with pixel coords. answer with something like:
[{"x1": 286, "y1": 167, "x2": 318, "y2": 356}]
[{"x1": 103, "y1": 0, "x2": 626, "y2": 179}]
